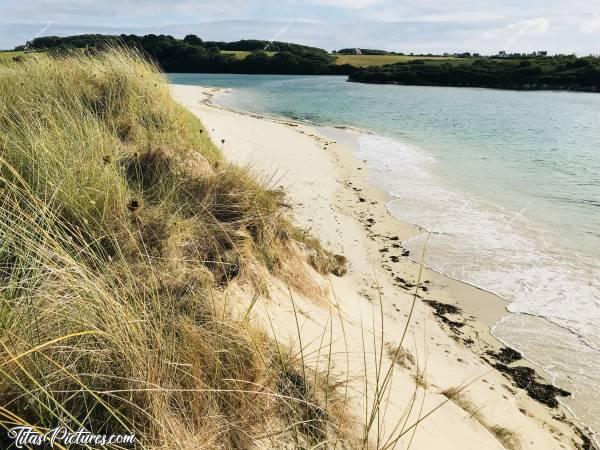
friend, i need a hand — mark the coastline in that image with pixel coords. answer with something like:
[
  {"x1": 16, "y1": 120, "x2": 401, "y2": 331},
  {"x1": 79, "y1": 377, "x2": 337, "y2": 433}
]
[
  {"x1": 171, "y1": 83, "x2": 595, "y2": 449},
  {"x1": 347, "y1": 79, "x2": 600, "y2": 93}
]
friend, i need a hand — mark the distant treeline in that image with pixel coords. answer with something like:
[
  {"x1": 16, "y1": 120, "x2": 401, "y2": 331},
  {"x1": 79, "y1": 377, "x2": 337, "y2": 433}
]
[
  {"x1": 22, "y1": 34, "x2": 355, "y2": 75},
  {"x1": 17, "y1": 35, "x2": 600, "y2": 91},
  {"x1": 349, "y1": 57, "x2": 600, "y2": 91}
]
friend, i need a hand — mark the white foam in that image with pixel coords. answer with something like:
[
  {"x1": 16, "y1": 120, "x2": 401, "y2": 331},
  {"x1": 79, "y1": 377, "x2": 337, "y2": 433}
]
[{"x1": 357, "y1": 133, "x2": 600, "y2": 436}]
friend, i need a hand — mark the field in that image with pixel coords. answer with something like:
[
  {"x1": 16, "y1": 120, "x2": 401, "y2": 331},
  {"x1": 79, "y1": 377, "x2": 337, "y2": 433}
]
[
  {"x1": 0, "y1": 50, "x2": 24, "y2": 63},
  {"x1": 221, "y1": 50, "x2": 277, "y2": 59},
  {"x1": 220, "y1": 50, "x2": 457, "y2": 67},
  {"x1": 333, "y1": 54, "x2": 457, "y2": 67}
]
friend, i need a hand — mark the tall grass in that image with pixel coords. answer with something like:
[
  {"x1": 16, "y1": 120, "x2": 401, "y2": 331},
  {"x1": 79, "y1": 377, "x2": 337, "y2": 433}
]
[{"x1": 0, "y1": 49, "x2": 349, "y2": 448}]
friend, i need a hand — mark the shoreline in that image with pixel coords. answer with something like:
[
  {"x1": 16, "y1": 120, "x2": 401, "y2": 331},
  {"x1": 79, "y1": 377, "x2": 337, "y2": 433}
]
[
  {"x1": 189, "y1": 86, "x2": 555, "y2": 354},
  {"x1": 312, "y1": 125, "x2": 593, "y2": 430},
  {"x1": 172, "y1": 83, "x2": 596, "y2": 448},
  {"x1": 206, "y1": 86, "x2": 594, "y2": 390},
  {"x1": 347, "y1": 79, "x2": 600, "y2": 94}
]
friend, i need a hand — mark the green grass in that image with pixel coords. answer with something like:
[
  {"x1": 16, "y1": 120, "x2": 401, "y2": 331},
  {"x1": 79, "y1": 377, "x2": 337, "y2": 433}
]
[
  {"x1": 0, "y1": 50, "x2": 24, "y2": 63},
  {"x1": 219, "y1": 51, "x2": 457, "y2": 68},
  {"x1": 333, "y1": 54, "x2": 458, "y2": 67},
  {"x1": 221, "y1": 50, "x2": 278, "y2": 59}
]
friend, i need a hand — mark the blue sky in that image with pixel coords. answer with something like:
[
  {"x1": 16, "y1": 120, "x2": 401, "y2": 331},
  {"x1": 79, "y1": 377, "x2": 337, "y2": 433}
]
[{"x1": 1, "y1": 0, "x2": 599, "y2": 54}]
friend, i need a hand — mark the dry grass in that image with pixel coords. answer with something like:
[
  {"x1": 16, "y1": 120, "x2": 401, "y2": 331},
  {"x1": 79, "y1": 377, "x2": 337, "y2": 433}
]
[
  {"x1": 0, "y1": 48, "x2": 350, "y2": 448},
  {"x1": 412, "y1": 371, "x2": 428, "y2": 390},
  {"x1": 441, "y1": 388, "x2": 521, "y2": 450},
  {"x1": 490, "y1": 425, "x2": 522, "y2": 450},
  {"x1": 386, "y1": 343, "x2": 415, "y2": 370}
]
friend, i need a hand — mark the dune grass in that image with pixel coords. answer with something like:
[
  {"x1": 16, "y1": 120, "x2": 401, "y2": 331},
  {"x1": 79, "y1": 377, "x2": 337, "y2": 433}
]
[{"x1": 0, "y1": 48, "x2": 350, "y2": 448}]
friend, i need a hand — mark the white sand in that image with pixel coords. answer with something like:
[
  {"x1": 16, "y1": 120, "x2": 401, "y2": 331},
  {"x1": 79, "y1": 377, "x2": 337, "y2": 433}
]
[{"x1": 172, "y1": 84, "x2": 586, "y2": 449}]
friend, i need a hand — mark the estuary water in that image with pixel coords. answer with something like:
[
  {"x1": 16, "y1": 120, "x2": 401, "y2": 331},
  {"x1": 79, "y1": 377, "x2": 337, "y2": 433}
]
[{"x1": 169, "y1": 73, "x2": 600, "y2": 437}]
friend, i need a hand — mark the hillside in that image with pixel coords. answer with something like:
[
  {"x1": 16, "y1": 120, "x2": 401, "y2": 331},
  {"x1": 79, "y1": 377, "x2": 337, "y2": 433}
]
[
  {"x1": 9, "y1": 34, "x2": 462, "y2": 74},
  {"x1": 349, "y1": 56, "x2": 600, "y2": 91},
  {"x1": 11, "y1": 34, "x2": 600, "y2": 92},
  {"x1": 21, "y1": 34, "x2": 350, "y2": 75},
  {"x1": 0, "y1": 48, "x2": 354, "y2": 448}
]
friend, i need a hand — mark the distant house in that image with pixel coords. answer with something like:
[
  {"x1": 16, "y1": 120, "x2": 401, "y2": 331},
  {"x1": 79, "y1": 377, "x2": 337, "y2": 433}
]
[
  {"x1": 353, "y1": 48, "x2": 362, "y2": 55},
  {"x1": 537, "y1": 51, "x2": 548, "y2": 56},
  {"x1": 498, "y1": 51, "x2": 507, "y2": 57}
]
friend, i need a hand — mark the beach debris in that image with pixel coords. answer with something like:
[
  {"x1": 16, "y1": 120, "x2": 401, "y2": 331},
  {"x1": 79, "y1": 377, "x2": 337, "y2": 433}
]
[
  {"x1": 484, "y1": 346, "x2": 571, "y2": 408},
  {"x1": 423, "y1": 299, "x2": 465, "y2": 333},
  {"x1": 394, "y1": 276, "x2": 416, "y2": 290},
  {"x1": 493, "y1": 364, "x2": 571, "y2": 408},
  {"x1": 486, "y1": 347, "x2": 522, "y2": 364}
]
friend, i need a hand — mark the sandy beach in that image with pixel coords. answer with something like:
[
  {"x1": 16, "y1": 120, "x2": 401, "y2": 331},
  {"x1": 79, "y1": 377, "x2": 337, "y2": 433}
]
[{"x1": 171, "y1": 84, "x2": 593, "y2": 449}]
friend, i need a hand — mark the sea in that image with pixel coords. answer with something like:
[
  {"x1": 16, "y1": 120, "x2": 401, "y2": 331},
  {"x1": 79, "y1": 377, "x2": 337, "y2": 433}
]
[{"x1": 169, "y1": 73, "x2": 600, "y2": 438}]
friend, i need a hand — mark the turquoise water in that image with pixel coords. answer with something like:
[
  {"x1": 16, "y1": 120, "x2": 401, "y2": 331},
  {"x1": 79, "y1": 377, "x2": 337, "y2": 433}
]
[{"x1": 169, "y1": 74, "x2": 600, "y2": 437}]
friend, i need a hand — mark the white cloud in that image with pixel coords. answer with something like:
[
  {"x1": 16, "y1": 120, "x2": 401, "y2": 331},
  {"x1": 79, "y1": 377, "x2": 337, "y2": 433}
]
[
  {"x1": 581, "y1": 17, "x2": 600, "y2": 33},
  {"x1": 508, "y1": 17, "x2": 549, "y2": 33},
  {"x1": 1, "y1": 1, "x2": 599, "y2": 54},
  {"x1": 505, "y1": 17, "x2": 549, "y2": 50},
  {"x1": 305, "y1": 0, "x2": 383, "y2": 9},
  {"x1": 484, "y1": 17, "x2": 550, "y2": 51}
]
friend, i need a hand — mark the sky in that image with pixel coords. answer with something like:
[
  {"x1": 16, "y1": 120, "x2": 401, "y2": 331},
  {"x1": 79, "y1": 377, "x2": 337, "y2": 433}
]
[{"x1": 1, "y1": 0, "x2": 600, "y2": 55}]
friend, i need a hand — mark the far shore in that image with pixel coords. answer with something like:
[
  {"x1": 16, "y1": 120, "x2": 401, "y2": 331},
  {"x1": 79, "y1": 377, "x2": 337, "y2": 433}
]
[{"x1": 171, "y1": 83, "x2": 596, "y2": 449}]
